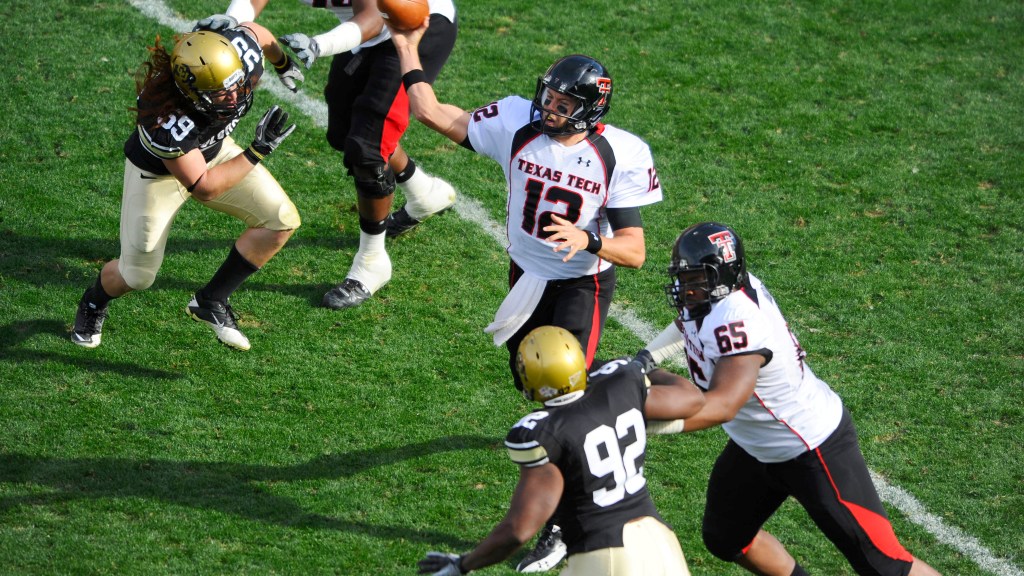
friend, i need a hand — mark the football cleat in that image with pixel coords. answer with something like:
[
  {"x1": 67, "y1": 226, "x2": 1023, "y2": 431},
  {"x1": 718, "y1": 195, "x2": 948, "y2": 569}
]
[
  {"x1": 72, "y1": 297, "x2": 109, "y2": 349},
  {"x1": 516, "y1": 524, "x2": 567, "y2": 573},
  {"x1": 321, "y1": 278, "x2": 372, "y2": 310},
  {"x1": 385, "y1": 205, "x2": 425, "y2": 238},
  {"x1": 387, "y1": 175, "x2": 456, "y2": 238},
  {"x1": 186, "y1": 295, "x2": 251, "y2": 350}
]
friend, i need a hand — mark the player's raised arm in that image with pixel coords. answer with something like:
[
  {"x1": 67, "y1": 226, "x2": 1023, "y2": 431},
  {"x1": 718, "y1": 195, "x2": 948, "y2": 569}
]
[{"x1": 388, "y1": 20, "x2": 470, "y2": 145}]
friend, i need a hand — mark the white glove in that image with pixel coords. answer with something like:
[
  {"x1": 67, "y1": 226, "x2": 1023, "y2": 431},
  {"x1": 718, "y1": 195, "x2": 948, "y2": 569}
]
[
  {"x1": 417, "y1": 551, "x2": 465, "y2": 575},
  {"x1": 278, "y1": 33, "x2": 320, "y2": 69},
  {"x1": 193, "y1": 14, "x2": 237, "y2": 32}
]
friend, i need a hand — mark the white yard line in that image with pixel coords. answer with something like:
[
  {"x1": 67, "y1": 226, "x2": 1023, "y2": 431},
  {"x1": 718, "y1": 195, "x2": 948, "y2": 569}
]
[{"x1": 128, "y1": 2, "x2": 1021, "y2": 574}]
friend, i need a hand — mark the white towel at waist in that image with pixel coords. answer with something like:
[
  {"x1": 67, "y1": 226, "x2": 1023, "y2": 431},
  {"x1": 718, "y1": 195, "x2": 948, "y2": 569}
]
[{"x1": 484, "y1": 271, "x2": 547, "y2": 346}]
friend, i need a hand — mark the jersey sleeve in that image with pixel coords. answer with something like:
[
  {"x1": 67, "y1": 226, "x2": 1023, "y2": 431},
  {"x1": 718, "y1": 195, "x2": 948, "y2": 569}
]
[
  {"x1": 466, "y1": 96, "x2": 532, "y2": 165},
  {"x1": 504, "y1": 410, "x2": 561, "y2": 468},
  {"x1": 604, "y1": 129, "x2": 662, "y2": 210},
  {"x1": 699, "y1": 296, "x2": 773, "y2": 364},
  {"x1": 135, "y1": 124, "x2": 187, "y2": 160}
]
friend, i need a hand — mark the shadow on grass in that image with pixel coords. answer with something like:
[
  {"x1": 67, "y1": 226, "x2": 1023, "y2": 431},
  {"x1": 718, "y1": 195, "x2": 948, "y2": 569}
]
[
  {"x1": 0, "y1": 319, "x2": 180, "y2": 380},
  {"x1": 0, "y1": 230, "x2": 359, "y2": 301},
  {"x1": 0, "y1": 435, "x2": 496, "y2": 548}
]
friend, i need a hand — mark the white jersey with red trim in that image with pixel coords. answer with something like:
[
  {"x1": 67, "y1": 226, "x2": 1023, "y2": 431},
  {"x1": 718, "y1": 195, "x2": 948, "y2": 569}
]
[
  {"x1": 677, "y1": 273, "x2": 843, "y2": 462},
  {"x1": 300, "y1": 0, "x2": 456, "y2": 50},
  {"x1": 466, "y1": 95, "x2": 662, "y2": 280}
]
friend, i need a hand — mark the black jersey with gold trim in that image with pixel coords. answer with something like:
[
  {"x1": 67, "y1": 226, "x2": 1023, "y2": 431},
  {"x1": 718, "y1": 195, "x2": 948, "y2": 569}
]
[
  {"x1": 504, "y1": 358, "x2": 662, "y2": 555},
  {"x1": 123, "y1": 27, "x2": 264, "y2": 175}
]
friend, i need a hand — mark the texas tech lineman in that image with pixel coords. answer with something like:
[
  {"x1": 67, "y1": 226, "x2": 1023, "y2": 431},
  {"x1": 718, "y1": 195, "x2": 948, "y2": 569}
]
[
  {"x1": 636, "y1": 222, "x2": 942, "y2": 576},
  {"x1": 415, "y1": 326, "x2": 704, "y2": 576},
  {"x1": 71, "y1": 24, "x2": 299, "y2": 351}
]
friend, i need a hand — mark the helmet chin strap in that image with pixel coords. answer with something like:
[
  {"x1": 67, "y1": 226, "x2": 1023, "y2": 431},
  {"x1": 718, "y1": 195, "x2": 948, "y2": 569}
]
[{"x1": 544, "y1": 390, "x2": 585, "y2": 407}]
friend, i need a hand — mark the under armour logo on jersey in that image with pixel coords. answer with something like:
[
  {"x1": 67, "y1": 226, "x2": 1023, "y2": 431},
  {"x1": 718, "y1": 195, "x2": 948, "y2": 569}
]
[
  {"x1": 708, "y1": 231, "x2": 738, "y2": 262},
  {"x1": 577, "y1": 157, "x2": 591, "y2": 167}
]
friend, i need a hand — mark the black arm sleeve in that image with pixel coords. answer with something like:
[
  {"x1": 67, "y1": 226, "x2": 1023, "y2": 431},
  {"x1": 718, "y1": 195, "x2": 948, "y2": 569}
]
[{"x1": 606, "y1": 206, "x2": 643, "y2": 230}]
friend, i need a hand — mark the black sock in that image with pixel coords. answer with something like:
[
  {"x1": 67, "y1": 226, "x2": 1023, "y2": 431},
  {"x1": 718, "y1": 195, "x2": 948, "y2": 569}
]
[
  {"x1": 84, "y1": 272, "x2": 114, "y2": 308},
  {"x1": 359, "y1": 215, "x2": 387, "y2": 235},
  {"x1": 790, "y1": 563, "x2": 810, "y2": 576},
  {"x1": 394, "y1": 157, "x2": 417, "y2": 183},
  {"x1": 198, "y1": 244, "x2": 259, "y2": 303}
]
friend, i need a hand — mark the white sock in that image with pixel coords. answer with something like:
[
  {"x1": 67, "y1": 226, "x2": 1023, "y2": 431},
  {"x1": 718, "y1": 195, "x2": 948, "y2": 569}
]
[
  {"x1": 346, "y1": 231, "x2": 391, "y2": 293},
  {"x1": 399, "y1": 168, "x2": 456, "y2": 220}
]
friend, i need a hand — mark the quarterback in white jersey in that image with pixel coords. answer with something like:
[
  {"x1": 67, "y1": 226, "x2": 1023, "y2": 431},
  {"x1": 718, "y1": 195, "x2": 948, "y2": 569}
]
[
  {"x1": 467, "y1": 96, "x2": 661, "y2": 281},
  {"x1": 389, "y1": 22, "x2": 662, "y2": 380},
  {"x1": 638, "y1": 222, "x2": 941, "y2": 576}
]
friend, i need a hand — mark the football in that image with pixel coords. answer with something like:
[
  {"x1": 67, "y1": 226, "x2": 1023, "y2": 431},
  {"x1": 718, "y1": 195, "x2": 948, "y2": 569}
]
[{"x1": 379, "y1": 0, "x2": 429, "y2": 31}]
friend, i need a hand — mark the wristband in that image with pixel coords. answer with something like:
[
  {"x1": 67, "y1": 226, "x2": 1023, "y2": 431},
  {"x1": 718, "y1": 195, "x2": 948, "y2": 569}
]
[
  {"x1": 584, "y1": 230, "x2": 603, "y2": 254},
  {"x1": 647, "y1": 419, "x2": 685, "y2": 435},
  {"x1": 402, "y1": 69, "x2": 428, "y2": 90},
  {"x1": 242, "y1": 146, "x2": 263, "y2": 165},
  {"x1": 271, "y1": 53, "x2": 289, "y2": 70}
]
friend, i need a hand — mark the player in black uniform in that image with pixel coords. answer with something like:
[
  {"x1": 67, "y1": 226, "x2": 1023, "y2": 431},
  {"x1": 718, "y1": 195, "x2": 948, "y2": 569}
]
[
  {"x1": 416, "y1": 326, "x2": 705, "y2": 576},
  {"x1": 202, "y1": 0, "x2": 459, "y2": 309},
  {"x1": 71, "y1": 23, "x2": 299, "y2": 351}
]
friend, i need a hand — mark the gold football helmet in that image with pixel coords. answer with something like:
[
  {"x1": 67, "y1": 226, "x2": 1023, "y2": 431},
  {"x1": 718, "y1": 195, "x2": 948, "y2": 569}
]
[
  {"x1": 516, "y1": 326, "x2": 588, "y2": 403},
  {"x1": 171, "y1": 31, "x2": 252, "y2": 119}
]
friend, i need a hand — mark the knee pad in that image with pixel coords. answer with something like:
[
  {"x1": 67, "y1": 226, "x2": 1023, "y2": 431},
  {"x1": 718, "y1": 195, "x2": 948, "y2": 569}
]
[
  {"x1": 350, "y1": 163, "x2": 396, "y2": 199},
  {"x1": 118, "y1": 261, "x2": 157, "y2": 291}
]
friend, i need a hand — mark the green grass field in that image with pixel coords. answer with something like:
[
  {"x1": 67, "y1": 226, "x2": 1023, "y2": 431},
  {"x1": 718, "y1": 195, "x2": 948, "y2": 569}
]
[{"x1": 1, "y1": 0, "x2": 1022, "y2": 574}]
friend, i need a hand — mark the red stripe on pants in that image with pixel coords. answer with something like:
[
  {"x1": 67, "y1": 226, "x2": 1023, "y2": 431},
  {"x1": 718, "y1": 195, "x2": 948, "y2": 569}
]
[
  {"x1": 584, "y1": 274, "x2": 601, "y2": 367},
  {"x1": 380, "y1": 86, "x2": 411, "y2": 161},
  {"x1": 816, "y1": 449, "x2": 913, "y2": 563}
]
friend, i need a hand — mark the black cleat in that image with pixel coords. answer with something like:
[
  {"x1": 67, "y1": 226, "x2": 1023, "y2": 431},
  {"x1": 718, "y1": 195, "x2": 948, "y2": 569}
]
[
  {"x1": 321, "y1": 278, "x2": 372, "y2": 310},
  {"x1": 385, "y1": 205, "x2": 424, "y2": 238},
  {"x1": 516, "y1": 524, "x2": 567, "y2": 572},
  {"x1": 186, "y1": 295, "x2": 251, "y2": 350},
  {"x1": 72, "y1": 296, "x2": 109, "y2": 349}
]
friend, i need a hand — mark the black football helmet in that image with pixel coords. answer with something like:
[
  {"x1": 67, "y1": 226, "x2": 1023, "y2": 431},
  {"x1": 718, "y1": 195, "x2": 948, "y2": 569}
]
[
  {"x1": 531, "y1": 54, "x2": 613, "y2": 135},
  {"x1": 665, "y1": 222, "x2": 747, "y2": 320},
  {"x1": 171, "y1": 31, "x2": 252, "y2": 120}
]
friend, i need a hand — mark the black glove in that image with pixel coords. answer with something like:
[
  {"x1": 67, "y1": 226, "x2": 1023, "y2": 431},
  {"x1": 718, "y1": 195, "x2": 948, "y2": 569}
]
[
  {"x1": 193, "y1": 14, "x2": 237, "y2": 32},
  {"x1": 244, "y1": 105, "x2": 296, "y2": 164},
  {"x1": 278, "y1": 33, "x2": 320, "y2": 69},
  {"x1": 417, "y1": 551, "x2": 466, "y2": 575},
  {"x1": 632, "y1": 348, "x2": 657, "y2": 375},
  {"x1": 272, "y1": 54, "x2": 305, "y2": 92}
]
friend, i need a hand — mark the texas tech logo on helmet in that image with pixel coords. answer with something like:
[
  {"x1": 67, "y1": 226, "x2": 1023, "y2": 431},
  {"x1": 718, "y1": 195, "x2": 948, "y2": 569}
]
[
  {"x1": 708, "y1": 231, "x2": 738, "y2": 262},
  {"x1": 596, "y1": 77, "x2": 611, "y2": 107}
]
